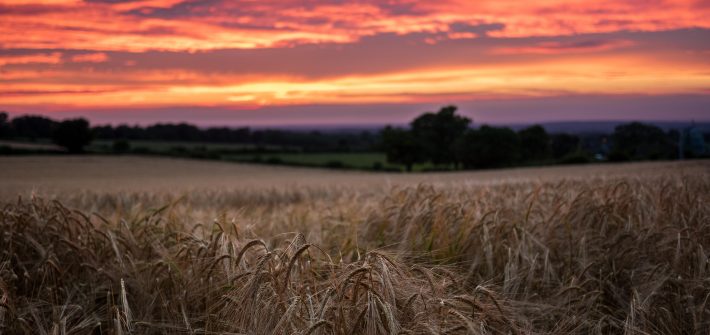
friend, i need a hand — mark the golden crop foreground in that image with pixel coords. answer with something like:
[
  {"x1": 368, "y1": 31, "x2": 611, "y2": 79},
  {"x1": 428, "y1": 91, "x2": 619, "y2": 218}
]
[{"x1": 1, "y1": 168, "x2": 709, "y2": 333}]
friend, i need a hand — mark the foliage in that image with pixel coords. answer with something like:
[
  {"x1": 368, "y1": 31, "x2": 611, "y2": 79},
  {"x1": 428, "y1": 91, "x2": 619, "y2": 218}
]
[
  {"x1": 551, "y1": 133, "x2": 580, "y2": 159},
  {"x1": 52, "y1": 118, "x2": 93, "y2": 153},
  {"x1": 518, "y1": 125, "x2": 551, "y2": 161},
  {"x1": 93, "y1": 123, "x2": 378, "y2": 153},
  {"x1": 612, "y1": 122, "x2": 674, "y2": 160},
  {"x1": 10, "y1": 115, "x2": 56, "y2": 140},
  {"x1": 381, "y1": 126, "x2": 425, "y2": 171},
  {"x1": 1, "y1": 110, "x2": 703, "y2": 171},
  {"x1": 557, "y1": 150, "x2": 592, "y2": 164},
  {"x1": 410, "y1": 105, "x2": 471, "y2": 166},
  {"x1": 0, "y1": 112, "x2": 9, "y2": 139},
  {"x1": 112, "y1": 139, "x2": 131, "y2": 153},
  {"x1": 455, "y1": 125, "x2": 521, "y2": 169}
]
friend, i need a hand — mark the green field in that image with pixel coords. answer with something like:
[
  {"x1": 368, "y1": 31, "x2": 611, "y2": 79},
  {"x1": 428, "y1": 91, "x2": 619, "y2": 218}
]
[
  {"x1": 89, "y1": 140, "x2": 417, "y2": 170},
  {"x1": 5, "y1": 138, "x2": 425, "y2": 170},
  {"x1": 90, "y1": 139, "x2": 438, "y2": 171},
  {"x1": 224, "y1": 152, "x2": 423, "y2": 170}
]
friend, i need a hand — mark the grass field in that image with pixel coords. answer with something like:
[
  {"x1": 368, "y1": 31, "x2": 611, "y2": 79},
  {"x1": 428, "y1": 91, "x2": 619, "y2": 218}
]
[
  {"x1": 1, "y1": 156, "x2": 709, "y2": 333},
  {"x1": 88, "y1": 139, "x2": 413, "y2": 170},
  {"x1": 224, "y1": 152, "x2": 417, "y2": 170},
  {"x1": 0, "y1": 140, "x2": 62, "y2": 151}
]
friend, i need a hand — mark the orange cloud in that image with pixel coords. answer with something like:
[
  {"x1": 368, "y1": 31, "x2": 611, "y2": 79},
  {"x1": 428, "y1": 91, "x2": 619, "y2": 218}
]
[
  {"x1": 0, "y1": 52, "x2": 62, "y2": 66},
  {"x1": 2, "y1": 54, "x2": 708, "y2": 108},
  {"x1": 493, "y1": 39, "x2": 636, "y2": 55},
  {"x1": 1, "y1": 0, "x2": 708, "y2": 116},
  {"x1": 0, "y1": 0, "x2": 708, "y2": 52}
]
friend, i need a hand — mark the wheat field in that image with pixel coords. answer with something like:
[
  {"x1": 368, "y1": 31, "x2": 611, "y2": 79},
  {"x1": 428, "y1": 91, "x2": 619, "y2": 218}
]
[{"x1": 1, "y1": 156, "x2": 709, "y2": 334}]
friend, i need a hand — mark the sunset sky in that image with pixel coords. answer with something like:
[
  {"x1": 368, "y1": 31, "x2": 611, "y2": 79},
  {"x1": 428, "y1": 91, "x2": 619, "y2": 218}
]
[{"x1": 1, "y1": 0, "x2": 709, "y2": 126}]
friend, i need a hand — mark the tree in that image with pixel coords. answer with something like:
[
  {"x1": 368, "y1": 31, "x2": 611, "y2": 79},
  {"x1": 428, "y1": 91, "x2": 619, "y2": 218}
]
[
  {"x1": 551, "y1": 133, "x2": 580, "y2": 159},
  {"x1": 52, "y1": 118, "x2": 92, "y2": 153},
  {"x1": 0, "y1": 112, "x2": 9, "y2": 138},
  {"x1": 518, "y1": 125, "x2": 550, "y2": 162},
  {"x1": 411, "y1": 105, "x2": 470, "y2": 167},
  {"x1": 11, "y1": 115, "x2": 56, "y2": 140},
  {"x1": 455, "y1": 126, "x2": 521, "y2": 169},
  {"x1": 146, "y1": 123, "x2": 201, "y2": 141},
  {"x1": 611, "y1": 122, "x2": 673, "y2": 160},
  {"x1": 381, "y1": 126, "x2": 425, "y2": 172}
]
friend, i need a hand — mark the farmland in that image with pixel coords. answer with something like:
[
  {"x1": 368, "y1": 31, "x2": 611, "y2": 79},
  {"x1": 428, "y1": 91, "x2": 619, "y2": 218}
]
[{"x1": 1, "y1": 156, "x2": 709, "y2": 333}]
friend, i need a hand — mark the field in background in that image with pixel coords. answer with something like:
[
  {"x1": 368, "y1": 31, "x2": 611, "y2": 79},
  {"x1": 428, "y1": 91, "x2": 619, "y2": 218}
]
[
  {"x1": 1, "y1": 156, "x2": 709, "y2": 333},
  {"x1": 3, "y1": 138, "x2": 428, "y2": 171},
  {"x1": 224, "y1": 152, "x2": 413, "y2": 170},
  {"x1": 1, "y1": 156, "x2": 705, "y2": 199}
]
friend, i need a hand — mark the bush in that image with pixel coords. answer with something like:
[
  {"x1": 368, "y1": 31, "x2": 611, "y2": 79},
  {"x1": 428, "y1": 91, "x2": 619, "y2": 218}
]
[
  {"x1": 131, "y1": 146, "x2": 152, "y2": 154},
  {"x1": 557, "y1": 151, "x2": 592, "y2": 165},
  {"x1": 324, "y1": 160, "x2": 344, "y2": 169},
  {"x1": 607, "y1": 150, "x2": 630, "y2": 162},
  {"x1": 372, "y1": 161, "x2": 383, "y2": 171},
  {"x1": 112, "y1": 140, "x2": 130, "y2": 154}
]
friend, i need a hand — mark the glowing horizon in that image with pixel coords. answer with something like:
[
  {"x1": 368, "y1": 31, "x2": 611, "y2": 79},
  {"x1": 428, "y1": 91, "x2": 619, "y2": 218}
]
[{"x1": 1, "y1": 0, "x2": 709, "y2": 125}]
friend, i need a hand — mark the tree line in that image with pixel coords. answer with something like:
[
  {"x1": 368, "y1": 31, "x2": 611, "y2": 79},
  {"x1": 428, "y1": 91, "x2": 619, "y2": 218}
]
[
  {"x1": 381, "y1": 106, "x2": 706, "y2": 171},
  {"x1": 0, "y1": 112, "x2": 378, "y2": 153},
  {"x1": 0, "y1": 113, "x2": 92, "y2": 153},
  {"x1": 1, "y1": 109, "x2": 706, "y2": 170}
]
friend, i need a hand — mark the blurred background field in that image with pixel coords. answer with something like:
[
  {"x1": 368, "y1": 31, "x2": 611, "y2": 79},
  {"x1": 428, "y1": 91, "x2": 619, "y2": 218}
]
[{"x1": 2, "y1": 155, "x2": 706, "y2": 201}]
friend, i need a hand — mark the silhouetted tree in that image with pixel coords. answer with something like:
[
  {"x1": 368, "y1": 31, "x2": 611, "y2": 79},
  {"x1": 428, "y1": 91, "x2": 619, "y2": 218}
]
[
  {"x1": 146, "y1": 123, "x2": 201, "y2": 141},
  {"x1": 411, "y1": 106, "x2": 470, "y2": 167},
  {"x1": 611, "y1": 122, "x2": 673, "y2": 160},
  {"x1": 381, "y1": 126, "x2": 425, "y2": 172},
  {"x1": 11, "y1": 115, "x2": 56, "y2": 140},
  {"x1": 204, "y1": 127, "x2": 250, "y2": 143},
  {"x1": 455, "y1": 126, "x2": 520, "y2": 169},
  {"x1": 0, "y1": 112, "x2": 9, "y2": 138},
  {"x1": 551, "y1": 133, "x2": 580, "y2": 159},
  {"x1": 52, "y1": 118, "x2": 92, "y2": 153},
  {"x1": 88, "y1": 122, "x2": 380, "y2": 153},
  {"x1": 518, "y1": 125, "x2": 550, "y2": 162}
]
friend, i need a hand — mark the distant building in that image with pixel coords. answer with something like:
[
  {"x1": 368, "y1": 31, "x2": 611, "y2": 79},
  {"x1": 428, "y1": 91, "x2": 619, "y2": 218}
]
[{"x1": 679, "y1": 123, "x2": 707, "y2": 159}]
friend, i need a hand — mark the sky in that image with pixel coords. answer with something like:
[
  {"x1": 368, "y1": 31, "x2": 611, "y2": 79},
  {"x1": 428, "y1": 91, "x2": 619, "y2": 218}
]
[{"x1": 1, "y1": 0, "x2": 709, "y2": 126}]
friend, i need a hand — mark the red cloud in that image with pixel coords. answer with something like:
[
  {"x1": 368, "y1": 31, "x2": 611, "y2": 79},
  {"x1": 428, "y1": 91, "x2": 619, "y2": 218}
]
[
  {"x1": 0, "y1": 0, "x2": 708, "y2": 52},
  {"x1": 1, "y1": 0, "x2": 708, "y2": 114}
]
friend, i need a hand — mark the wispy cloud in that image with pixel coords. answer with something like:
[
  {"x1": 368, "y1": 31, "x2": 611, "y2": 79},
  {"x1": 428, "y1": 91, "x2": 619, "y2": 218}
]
[
  {"x1": 493, "y1": 39, "x2": 636, "y2": 55},
  {"x1": 0, "y1": 52, "x2": 62, "y2": 66},
  {"x1": 0, "y1": 0, "x2": 708, "y2": 123},
  {"x1": 1, "y1": 0, "x2": 709, "y2": 51}
]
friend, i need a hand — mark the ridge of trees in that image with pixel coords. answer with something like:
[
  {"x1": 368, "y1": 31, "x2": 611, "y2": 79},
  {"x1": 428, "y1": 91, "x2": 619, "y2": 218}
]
[
  {"x1": 0, "y1": 112, "x2": 378, "y2": 153},
  {"x1": 381, "y1": 106, "x2": 706, "y2": 171},
  {"x1": 1, "y1": 109, "x2": 706, "y2": 171}
]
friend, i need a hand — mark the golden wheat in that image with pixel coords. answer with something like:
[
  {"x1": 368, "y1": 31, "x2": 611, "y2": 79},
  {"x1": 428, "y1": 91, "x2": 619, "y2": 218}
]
[{"x1": 1, "y1": 160, "x2": 709, "y2": 334}]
